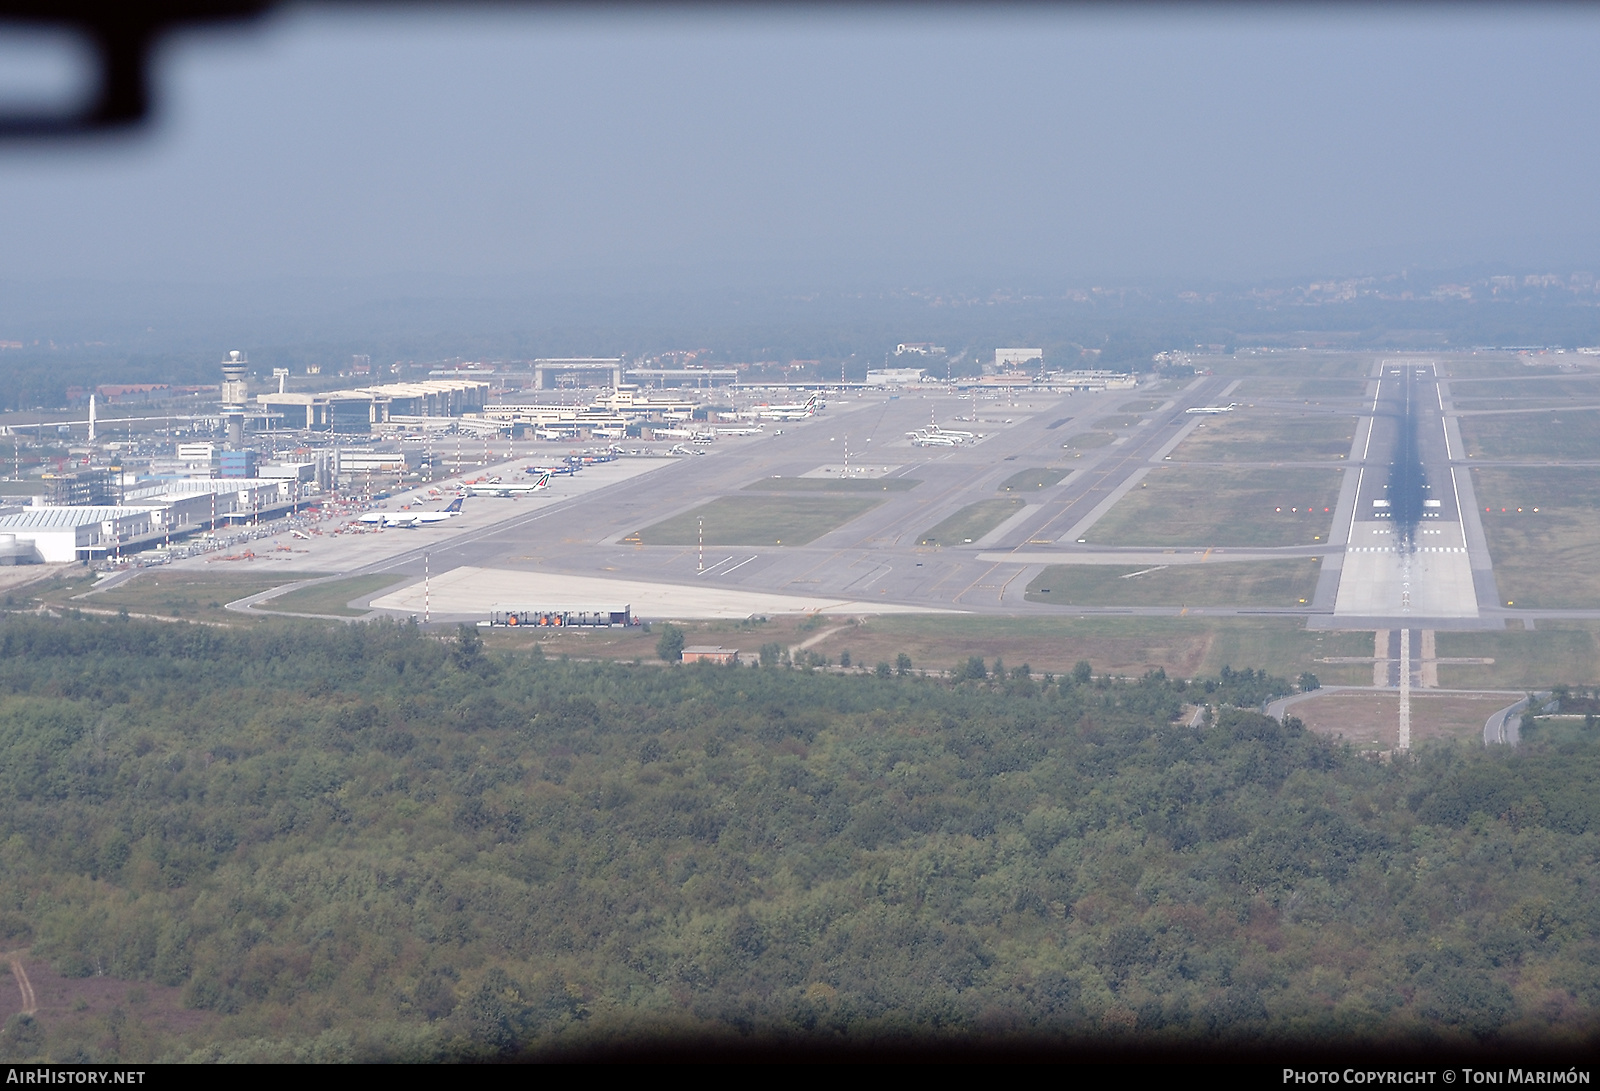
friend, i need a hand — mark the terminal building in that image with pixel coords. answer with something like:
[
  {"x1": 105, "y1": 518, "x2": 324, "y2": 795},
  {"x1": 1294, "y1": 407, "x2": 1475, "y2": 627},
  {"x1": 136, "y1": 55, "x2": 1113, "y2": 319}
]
[
  {"x1": 530, "y1": 358, "x2": 624, "y2": 390},
  {"x1": 0, "y1": 478, "x2": 300, "y2": 563},
  {"x1": 953, "y1": 369, "x2": 1137, "y2": 392},
  {"x1": 334, "y1": 448, "x2": 422, "y2": 475},
  {"x1": 255, "y1": 379, "x2": 490, "y2": 433},
  {"x1": 1052, "y1": 370, "x2": 1138, "y2": 391},
  {"x1": 121, "y1": 478, "x2": 295, "y2": 523},
  {"x1": 477, "y1": 385, "x2": 697, "y2": 437},
  {"x1": 145, "y1": 442, "x2": 326, "y2": 487},
  {"x1": 0, "y1": 506, "x2": 166, "y2": 563},
  {"x1": 865, "y1": 368, "x2": 928, "y2": 386},
  {"x1": 624, "y1": 366, "x2": 739, "y2": 389}
]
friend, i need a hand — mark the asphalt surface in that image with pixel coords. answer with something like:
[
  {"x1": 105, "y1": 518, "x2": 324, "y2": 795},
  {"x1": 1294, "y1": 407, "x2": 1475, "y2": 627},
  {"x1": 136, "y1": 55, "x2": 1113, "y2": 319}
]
[
  {"x1": 136, "y1": 356, "x2": 1600, "y2": 630},
  {"x1": 1332, "y1": 360, "x2": 1480, "y2": 623},
  {"x1": 289, "y1": 377, "x2": 1308, "y2": 621}
]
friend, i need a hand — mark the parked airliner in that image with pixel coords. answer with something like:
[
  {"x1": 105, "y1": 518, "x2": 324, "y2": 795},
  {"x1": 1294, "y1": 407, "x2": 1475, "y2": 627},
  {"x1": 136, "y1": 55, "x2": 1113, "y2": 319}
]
[
  {"x1": 463, "y1": 472, "x2": 553, "y2": 498},
  {"x1": 359, "y1": 497, "x2": 466, "y2": 527}
]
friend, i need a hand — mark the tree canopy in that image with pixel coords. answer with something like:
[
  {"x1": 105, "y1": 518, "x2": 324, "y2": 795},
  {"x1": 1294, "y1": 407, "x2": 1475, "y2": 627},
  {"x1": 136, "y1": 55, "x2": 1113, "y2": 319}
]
[{"x1": 0, "y1": 613, "x2": 1595, "y2": 1061}]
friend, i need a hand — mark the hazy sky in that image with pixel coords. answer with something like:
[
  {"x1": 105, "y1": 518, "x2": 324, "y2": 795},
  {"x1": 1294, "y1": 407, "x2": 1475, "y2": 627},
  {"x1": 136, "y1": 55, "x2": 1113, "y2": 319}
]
[{"x1": 1, "y1": 4, "x2": 1598, "y2": 291}]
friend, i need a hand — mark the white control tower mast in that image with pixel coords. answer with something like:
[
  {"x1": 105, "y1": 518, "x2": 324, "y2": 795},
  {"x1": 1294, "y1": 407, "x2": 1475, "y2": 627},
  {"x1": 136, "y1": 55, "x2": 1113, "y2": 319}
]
[{"x1": 220, "y1": 350, "x2": 249, "y2": 449}]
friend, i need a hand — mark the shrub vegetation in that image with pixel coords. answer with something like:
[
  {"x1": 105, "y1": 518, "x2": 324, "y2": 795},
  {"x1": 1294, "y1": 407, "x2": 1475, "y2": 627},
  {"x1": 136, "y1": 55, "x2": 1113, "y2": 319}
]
[{"x1": 0, "y1": 614, "x2": 1595, "y2": 1060}]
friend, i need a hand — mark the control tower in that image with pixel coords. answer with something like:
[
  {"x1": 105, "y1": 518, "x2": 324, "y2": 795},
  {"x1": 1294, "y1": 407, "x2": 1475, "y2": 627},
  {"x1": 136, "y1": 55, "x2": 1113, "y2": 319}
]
[{"x1": 220, "y1": 350, "x2": 249, "y2": 449}]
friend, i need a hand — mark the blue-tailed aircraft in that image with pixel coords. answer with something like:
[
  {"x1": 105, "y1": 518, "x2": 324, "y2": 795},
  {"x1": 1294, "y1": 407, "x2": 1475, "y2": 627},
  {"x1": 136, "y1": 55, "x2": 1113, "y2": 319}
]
[{"x1": 359, "y1": 496, "x2": 465, "y2": 528}]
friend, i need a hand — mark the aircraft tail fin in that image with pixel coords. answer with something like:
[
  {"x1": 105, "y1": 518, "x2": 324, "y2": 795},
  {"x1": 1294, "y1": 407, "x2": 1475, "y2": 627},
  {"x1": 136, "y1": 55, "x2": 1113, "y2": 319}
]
[{"x1": 444, "y1": 496, "x2": 464, "y2": 513}]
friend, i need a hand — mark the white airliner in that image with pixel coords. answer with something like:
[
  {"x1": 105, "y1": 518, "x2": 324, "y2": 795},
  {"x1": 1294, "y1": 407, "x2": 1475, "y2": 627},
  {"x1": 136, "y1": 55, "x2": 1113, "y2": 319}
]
[
  {"x1": 716, "y1": 425, "x2": 765, "y2": 436},
  {"x1": 1185, "y1": 403, "x2": 1238, "y2": 414},
  {"x1": 752, "y1": 393, "x2": 822, "y2": 421},
  {"x1": 359, "y1": 497, "x2": 465, "y2": 527},
  {"x1": 904, "y1": 425, "x2": 972, "y2": 447},
  {"x1": 463, "y1": 472, "x2": 553, "y2": 498}
]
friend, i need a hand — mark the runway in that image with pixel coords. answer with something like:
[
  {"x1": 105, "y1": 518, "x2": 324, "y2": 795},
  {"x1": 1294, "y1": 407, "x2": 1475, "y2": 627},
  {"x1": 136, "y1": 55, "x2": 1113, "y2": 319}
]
[
  {"x1": 179, "y1": 357, "x2": 1550, "y2": 629},
  {"x1": 1331, "y1": 360, "x2": 1481, "y2": 622}
]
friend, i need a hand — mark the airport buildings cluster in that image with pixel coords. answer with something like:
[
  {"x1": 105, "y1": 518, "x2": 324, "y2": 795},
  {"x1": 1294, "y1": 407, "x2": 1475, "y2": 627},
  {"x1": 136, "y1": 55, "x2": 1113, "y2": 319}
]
[{"x1": 0, "y1": 347, "x2": 1135, "y2": 565}]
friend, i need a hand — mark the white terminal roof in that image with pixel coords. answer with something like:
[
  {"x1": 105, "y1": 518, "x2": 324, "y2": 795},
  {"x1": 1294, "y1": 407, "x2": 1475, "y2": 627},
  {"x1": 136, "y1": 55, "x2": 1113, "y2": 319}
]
[
  {"x1": 351, "y1": 380, "x2": 487, "y2": 396},
  {"x1": 124, "y1": 478, "x2": 282, "y2": 501},
  {"x1": 0, "y1": 507, "x2": 157, "y2": 530},
  {"x1": 258, "y1": 378, "x2": 490, "y2": 403}
]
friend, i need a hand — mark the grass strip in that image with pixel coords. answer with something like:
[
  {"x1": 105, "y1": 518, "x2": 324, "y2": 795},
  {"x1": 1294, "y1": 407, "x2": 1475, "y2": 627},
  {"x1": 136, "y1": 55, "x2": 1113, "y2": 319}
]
[
  {"x1": 918, "y1": 498, "x2": 1025, "y2": 546},
  {"x1": 256, "y1": 575, "x2": 409, "y2": 617},
  {"x1": 1025, "y1": 559, "x2": 1321, "y2": 608},
  {"x1": 998, "y1": 467, "x2": 1067, "y2": 492}
]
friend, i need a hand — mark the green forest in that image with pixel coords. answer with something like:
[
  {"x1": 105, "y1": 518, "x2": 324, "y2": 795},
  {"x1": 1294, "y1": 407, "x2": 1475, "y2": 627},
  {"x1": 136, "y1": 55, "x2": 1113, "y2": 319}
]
[{"x1": 0, "y1": 613, "x2": 1597, "y2": 1061}]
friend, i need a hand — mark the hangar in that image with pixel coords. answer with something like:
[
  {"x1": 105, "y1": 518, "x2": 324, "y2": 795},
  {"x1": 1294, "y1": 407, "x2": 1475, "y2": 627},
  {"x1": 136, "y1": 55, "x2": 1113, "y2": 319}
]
[{"x1": 0, "y1": 506, "x2": 165, "y2": 563}]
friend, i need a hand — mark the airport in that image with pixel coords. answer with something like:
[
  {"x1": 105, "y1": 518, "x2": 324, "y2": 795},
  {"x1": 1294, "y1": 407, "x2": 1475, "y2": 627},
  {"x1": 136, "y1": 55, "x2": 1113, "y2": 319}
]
[
  {"x1": 5, "y1": 6, "x2": 1600, "y2": 1055},
  {"x1": 14, "y1": 346, "x2": 1600, "y2": 754}
]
